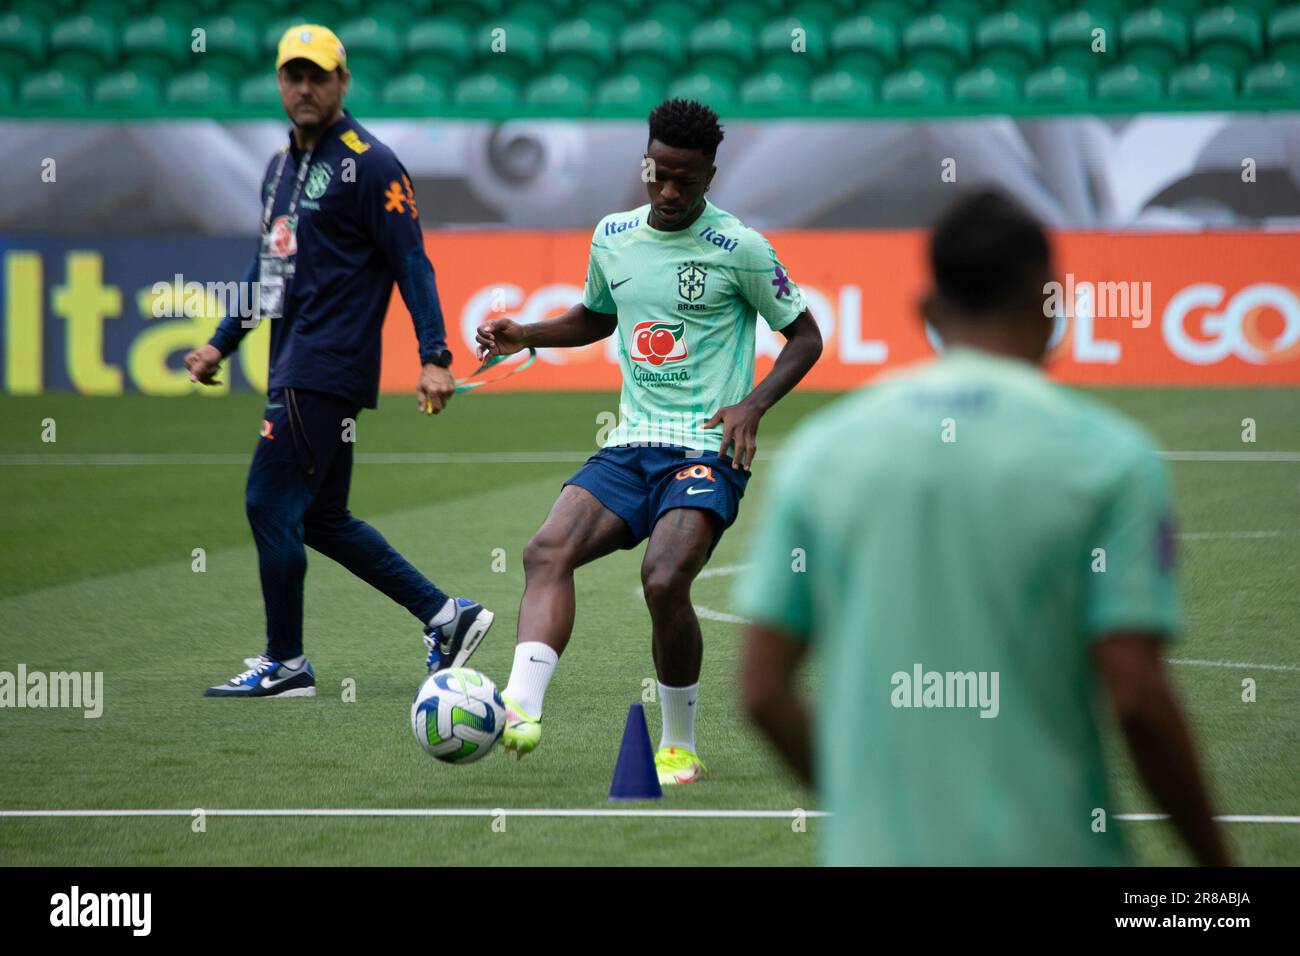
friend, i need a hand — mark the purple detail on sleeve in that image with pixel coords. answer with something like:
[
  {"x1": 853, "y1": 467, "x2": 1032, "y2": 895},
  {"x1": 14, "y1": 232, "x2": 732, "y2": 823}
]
[{"x1": 772, "y1": 265, "x2": 791, "y2": 300}]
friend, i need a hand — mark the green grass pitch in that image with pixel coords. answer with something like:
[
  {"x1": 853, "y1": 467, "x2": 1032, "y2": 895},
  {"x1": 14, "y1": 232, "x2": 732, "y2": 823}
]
[{"x1": 0, "y1": 387, "x2": 1296, "y2": 865}]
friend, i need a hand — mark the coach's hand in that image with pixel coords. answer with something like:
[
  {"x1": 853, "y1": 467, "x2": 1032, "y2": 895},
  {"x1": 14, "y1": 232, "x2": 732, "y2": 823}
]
[
  {"x1": 184, "y1": 344, "x2": 224, "y2": 386},
  {"x1": 418, "y1": 364, "x2": 456, "y2": 415},
  {"x1": 705, "y1": 398, "x2": 763, "y2": 471},
  {"x1": 475, "y1": 318, "x2": 527, "y2": 358}
]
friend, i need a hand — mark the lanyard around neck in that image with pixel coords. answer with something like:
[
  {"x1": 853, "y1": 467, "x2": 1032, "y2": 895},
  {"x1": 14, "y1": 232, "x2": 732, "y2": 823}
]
[{"x1": 260, "y1": 145, "x2": 314, "y2": 236}]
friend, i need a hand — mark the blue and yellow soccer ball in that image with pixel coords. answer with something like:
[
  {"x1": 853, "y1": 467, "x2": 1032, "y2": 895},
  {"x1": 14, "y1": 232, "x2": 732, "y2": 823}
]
[{"x1": 411, "y1": 667, "x2": 505, "y2": 764}]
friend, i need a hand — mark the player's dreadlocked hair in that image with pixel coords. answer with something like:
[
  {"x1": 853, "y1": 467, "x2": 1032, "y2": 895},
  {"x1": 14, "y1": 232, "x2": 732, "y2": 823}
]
[{"x1": 647, "y1": 99, "x2": 725, "y2": 157}]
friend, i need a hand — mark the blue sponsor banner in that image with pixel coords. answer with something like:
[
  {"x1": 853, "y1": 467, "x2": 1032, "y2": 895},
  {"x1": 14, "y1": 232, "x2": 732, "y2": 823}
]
[{"x1": 0, "y1": 236, "x2": 270, "y2": 396}]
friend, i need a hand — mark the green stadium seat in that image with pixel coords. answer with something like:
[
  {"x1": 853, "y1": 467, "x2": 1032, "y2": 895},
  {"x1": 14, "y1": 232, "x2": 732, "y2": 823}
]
[
  {"x1": 572, "y1": 2, "x2": 634, "y2": 31},
  {"x1": 591, "y1": 72, "x2": 664, "y2": 117},
  {"x1": 687, "y1": 19, "x2": 757, "y2": 80},
  {"x1": 1094, "y1": 63, "x2": 1163, "y2": 105},
  {"x1": 382, "y1": 72, "x2": 450, "y2": 113},
  {"x1": 857, "y1": 0, "x2": 919, "y2": 26},
  {"x1": 92, "y1": 69, "x2": 162, "y2": 111},
  {"x1": 336, "y1": 17, "x2": 403, "y2": 78},
  {"x1": 77, "y1": 1, "x2": 132, "y2": 26},
  {"x1": 713, "y1": 2, "x2": 775, "y2": 32},
  {"x1": 452, "y1": 72, "x2": 522, "y2": 113},
  {"x1": 975, "y1": 11, "x2": 1043, "y2": 74},
  {"x1": 198, "y1": 16, "x2": 261, "y2": 78},
  {"x1": 1231, "y1": 0, "x2": 1279, "y2": 16},
  {"x1": 505, "y1": 2, "x2": 559, "y2": 32},
  {"x1": 1168, "y1": 60, "x2": 1237, "y2": 102},
  {"x1": 120, "y1": 16, "x2": 190, "y2": 79},
  {"x1": 903, "y1": 13, "x2": 972, "y2": 77},
  {"x1": 789, "y1": 0, "x2": 845, "y2": 28},
  {"x1": 238, "y1": 72, "x2": 282, "y2": 112},
  {"x1": 618, "y1": 19, "x2": 688, "y2": 84},
  {"x1": 152, "y1": 0, "x2": 225, "y2": 16},
  {"x1": 666, "y1": 70, "x2": 738, "y2": 113},
  {"x1": 20, "y1": 69, "x2": 87, "y2": 109},
  {"x1": 952, "y1": 64, "x2": 1018, "y2": 106},
  {"x1": 1047, "y1": 9, "x2": 1118, "y2": 76},
  {"x1": 1023, "y1": 64, "x2": 1090, "y2": 105},
  {"x1": 1119, "y1": 10, "x2": 1188, "y2": 74},
  {"x1": 165, "y1": 70, "x2": 234, "y2": 114},
  {"x1": 1001, "y1": 0, "x2": 1061, "y2": 24},
  {"x1": 1269, "y1": 6, "x2": 1300, "y2": 66},
  {"x1": 406, "y1": 20, "x2": 474, "y2": 83},
  {"x1": 1193, "y1": 8, "x2": 1263, "y2": 73},
  {"x1": 222, "y1": 1, "x2": 279, "y2": 30},
  {"x1": 471, "y1": 20, "x2": 544, "y2": 84},
  {"x1": 0, "y1": 73, "x2": 14, "y2": 110},
  {"x1": 343, "y1": 75, "x2": 378, "y2": 114},
  {"x1": 759, "y1": 17, "x2": 830, "y2": 79},
  {"x1": 930, "y1": 0, "x2": 986, "y2": 26},
  {"x1": 49, "y1": 15, "x2": 118, "y2": 77},
  {"x1": 523, "y1": 72, "x2": 593, "y2": 114},
  {"x1": 1242, "y1": 59, "x2": 1300, "y2": 99},
  {"x1": 547, "y1": 18, "x2": 616, "y2": 83},
  {"x1": 737, "y1": 69, "x2": 807, "y2": 113},
  {"x1": 830, "y1": 16, "x2": 901, "y2": 78},
  {"x1": 0, "y1": 14, "x2": 47, "y2": 78},
  {"x1": 808, "y1": 67, "x2": 875, "y2": 114},
  {"x1": 880, "y1": 67, "x2": 947, "y2": 106}
]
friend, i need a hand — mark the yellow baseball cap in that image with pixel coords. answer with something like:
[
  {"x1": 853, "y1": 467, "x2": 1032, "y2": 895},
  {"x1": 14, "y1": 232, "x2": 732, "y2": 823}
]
[{"x1": 276, "y1": 24, "x2": 347, "y2": 72}]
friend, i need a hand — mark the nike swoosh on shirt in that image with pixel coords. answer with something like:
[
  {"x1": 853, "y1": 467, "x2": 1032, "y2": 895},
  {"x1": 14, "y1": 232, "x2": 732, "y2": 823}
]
[
  {"x1": 611, "y1": 278, "x2": 631, "y2": 289},
  {"x1": 685, "y1": 487, "x2": 714, "y2": 495}
]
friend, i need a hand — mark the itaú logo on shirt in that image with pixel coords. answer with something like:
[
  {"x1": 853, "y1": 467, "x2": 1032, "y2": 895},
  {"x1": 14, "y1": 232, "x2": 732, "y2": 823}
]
[{"x1": 630, "y1": 320, "x2": 688, "y2": 366}]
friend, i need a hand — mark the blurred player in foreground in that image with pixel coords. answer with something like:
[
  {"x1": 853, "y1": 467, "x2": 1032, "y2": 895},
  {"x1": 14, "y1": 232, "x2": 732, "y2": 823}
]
[
  {"x1": 185, "y1": 25, "x2": 492, "y2": 698},
  {"x1": 476, "y1": 99, "x2": 823, "y2": 783},
  {"x1": 737, "y1": 190, "x2": 1229, "y2": 865}
]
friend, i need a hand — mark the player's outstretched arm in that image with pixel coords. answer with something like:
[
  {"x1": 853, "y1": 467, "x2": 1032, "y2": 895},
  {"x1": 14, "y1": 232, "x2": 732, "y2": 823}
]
[
  {"x1": 741, "y1": 622, "x2": 813, "y2": 786},
  {"x1": 1094, "y1": 633, "x2": 1231, "y2": 866},
  {"x1": 476, "y1": 304, "x2": 617, "y2": 357}
]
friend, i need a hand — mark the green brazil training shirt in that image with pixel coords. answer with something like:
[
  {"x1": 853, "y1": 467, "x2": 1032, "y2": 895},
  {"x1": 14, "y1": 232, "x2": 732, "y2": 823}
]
[
  {"x1": 582, "y1": 200, "x2": 806, "y2": 452},
  {"x1": 735, "y1": 347, "x2": 1182, "y2": 866}
]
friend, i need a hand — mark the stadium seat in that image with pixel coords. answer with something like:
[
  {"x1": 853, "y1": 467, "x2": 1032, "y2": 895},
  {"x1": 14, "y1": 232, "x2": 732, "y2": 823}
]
[
  {"x1": 20, "y1": 69, "x2": 87, "y2": 110},
  {"x1": 830, "y1": 15, "x2": 901, "y2": 79},
  {"x1": 1268, "y1": 6, "x2": 1300, "y2": 65},
  {"x1": 638, "y1": 2, "x2": 702, "y2": 33},
  {"x1": 92, "y1": 69, "x2": 162, "y2": 111},
  {"x1": 688, "y1": 19, "x2": 758, "y2": 80},
  {"x1": 591, "y1": 72, "x2": 664, "y2": 117},
  {"x1": 1119, "y1": 9, "x2": 1189, "y2": 74},
  {"x1": 0, "y1": 13, "x2": 46, "y2": 78},
  {"x1": 335, "y1": 17, "x2": 403, "y2": 79},
  {"x1": 1094, "y1": 63, "x2": 1163, "y2": 105},
  {"x1": 666, "y1": 70, "x2": 739, "y2": 113},
  {"x1": 737, "y1": 69, "x2": 807, "y2": 114},
  {"x1": 1023, "y1": 63, "x2": 1090, "y2": 105},
  {"x1": 618, "y1": 19, "x2": 689, "y2": 85},
  {"x1": 1193, "y1": 7, "x2": 1263, "y2": 73},
  {"x1": 930, "y1": 0, "x2": 987, "y2": 26},
  {"x1": 452, "y1": 72, "x2": 522, "y2": 114},
  {"x1": 165, "y1": 70, "x2": 234, "y2": 114},
  {"x1": 952, "y1": 64, "x2": 1018, "y2": 106},
  {"x1": 503, "y1": 2, "x2": 558, "y2": 33},
  {"x1": 547, "y1": 19, "x2": 617, "y2": 83},
  {"x1": 120, "y1": 16, "x2": 190, "y2": 79},
  {"x1": 1001, "y1": 0, "x2": 1061, "y2": 24},
  {"x1": 572, "y1": 1, "x2": 632, "y2": 31},
  {"x1": 406, "y1": 21, "x2": 474, "y2": 83},
  {"x1": 471, "y1": 20, "x2": 545, "y2": 85},
  {"x1": 49, "y1": 15, "x2": 118, "y2": 78},
  {"x1": 789, "y1": 0, "x2": 845, "y2": 28},
  {"x1": 903, "y1": 13, "x2": 972, "y2": 77},
  {"x1": 880, "y1": 67, "x2": 948, "y2": 106},
  {"x1": 975, "y1": 11, "x2": 1044, "y2": 74},
  {"x1": 808, "y1": 68, "x2": 876, "y2": 115},
  {"x1": 382, "y1": 72, "x2": 450, "y2": 113},
  {"x1": 522, "y1": 72, "x2": 593, "y2": 115},
  {"x1": 713, "y1": 2, "x2": 776, "y2": 32},
  {"x1": 1242, "y1": 59, "x2": 1300, "y2": 99},
  {"x1": 238, "y1": 72, "x2": 282, "y2": 112},
  {"x1": 1047, "y1": 10, "x2": 1119, "y2": 76},
  {"x1": 1168, "y1": 60, "x2": 1238, "y2": 102},
  {"x1": 198, "y1": 16, "x2": 261, "y2": 78},
  {"x1": 759, "y1": 17, "x2": 830, "y2": 79}
]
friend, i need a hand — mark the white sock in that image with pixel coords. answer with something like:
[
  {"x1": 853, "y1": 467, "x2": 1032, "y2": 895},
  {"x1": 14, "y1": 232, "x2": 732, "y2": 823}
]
[
  {"x1": 427, "y1": 598, "x2": 455, "y2": 628},
  {"x1": 503, "y1": 642, "x2": 558, "y2": 719},
  {"x1": 281, "y1": 654, "x2": 306, "y2": 669},
  {"x1": 658, "y1": 681, "x2": 698, "y2": 752}
]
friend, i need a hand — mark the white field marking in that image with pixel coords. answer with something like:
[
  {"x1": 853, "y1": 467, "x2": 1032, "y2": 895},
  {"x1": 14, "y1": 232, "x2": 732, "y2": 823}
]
[
  {"x1": 0, "y1": 808, "x2": 826, "y2": 819},
  {"x1": 680, "y1": 566, "x2": 1300, "y2": 672},
  {"x1": 0, "y1": 808, "x2": 1294, "y2": 824},
  {"x1": 2, "y1": 449, "x2": 1298, "y2": 467}
]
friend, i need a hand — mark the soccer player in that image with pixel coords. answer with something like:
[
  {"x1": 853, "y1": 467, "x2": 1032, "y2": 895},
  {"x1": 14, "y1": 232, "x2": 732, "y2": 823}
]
[
  {"x1": 184, "y1": 25, "x2": 493, "y2": 698},
  {"x1": 475, "y1": 99, "x2": 823, "y2": 783},
  {"x1": 736, "y1": 191, "x2": 1229, "y2": 865}
]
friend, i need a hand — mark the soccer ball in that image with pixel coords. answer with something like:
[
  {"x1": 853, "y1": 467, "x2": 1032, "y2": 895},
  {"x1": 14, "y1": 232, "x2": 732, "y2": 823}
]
[{"x1": 411, "y1": 667, "x2": 505, "y2": 764}]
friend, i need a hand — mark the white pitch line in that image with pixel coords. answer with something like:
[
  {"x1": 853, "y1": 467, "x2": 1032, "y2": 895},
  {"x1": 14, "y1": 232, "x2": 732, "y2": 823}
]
[
  {"x1": 1116, "y1": 814, "x2": 1300, "y2": 824},
  {"x1": 1165, "y1": 658, "x2": 1300, "y2": 673},
  {"x1": 1162, "y1": 451, "x2": 1300, "y2": 462},
  {"x1": 0, "y1": 808, "x2": 825, "y2": 819}
]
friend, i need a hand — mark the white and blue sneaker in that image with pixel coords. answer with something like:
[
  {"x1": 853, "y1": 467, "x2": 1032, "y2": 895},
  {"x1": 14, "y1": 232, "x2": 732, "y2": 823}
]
[
  {"x1": 204, "y1": 655, "x2": 317, "y2": 698},
  {"x1": 423, "y1": 598, "x2": 495, "y2": 673}
]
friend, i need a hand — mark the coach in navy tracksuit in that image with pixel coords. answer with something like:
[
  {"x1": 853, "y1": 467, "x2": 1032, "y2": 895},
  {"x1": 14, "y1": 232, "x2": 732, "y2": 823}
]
[{"x1": 185, "y1": 25, "x2": 493, "y2": 698}]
